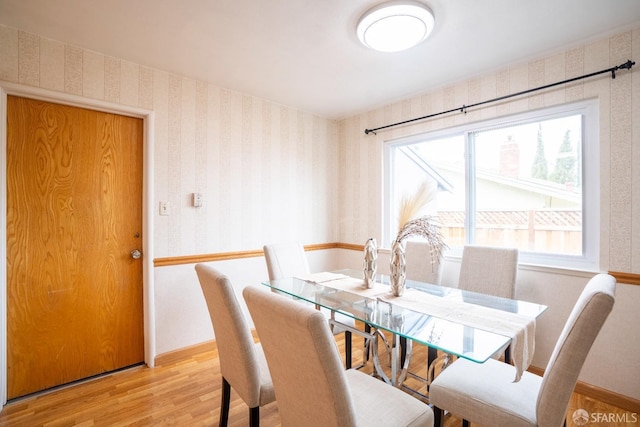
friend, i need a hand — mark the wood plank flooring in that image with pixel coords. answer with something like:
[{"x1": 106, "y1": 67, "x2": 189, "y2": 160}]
[{"x1": 0, "y1": 330, "x2": 633, "y2": 426}]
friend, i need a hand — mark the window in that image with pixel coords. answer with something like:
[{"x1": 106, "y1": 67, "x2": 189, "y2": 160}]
[{"x1": 384, "y1": 100, "x2": 599, "y2": 270}]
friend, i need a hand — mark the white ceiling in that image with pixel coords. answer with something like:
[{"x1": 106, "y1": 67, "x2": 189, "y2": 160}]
[{"x1": 2, "y1": 0, "x2": 640, "y2": 119}]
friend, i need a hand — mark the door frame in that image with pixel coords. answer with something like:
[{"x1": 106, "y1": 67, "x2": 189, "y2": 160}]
[{"x1": 0, "y1": 81, "x2": 156, "y2": 407}]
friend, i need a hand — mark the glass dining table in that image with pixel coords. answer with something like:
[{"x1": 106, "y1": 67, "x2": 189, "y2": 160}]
[{"x1": 261, "y1": 269, "x2": 547, "y2": 391}]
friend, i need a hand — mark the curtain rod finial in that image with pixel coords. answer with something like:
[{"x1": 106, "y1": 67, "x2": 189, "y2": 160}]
[{"x1": 612, "y1": 59, "x2": 636, "y2": 79}]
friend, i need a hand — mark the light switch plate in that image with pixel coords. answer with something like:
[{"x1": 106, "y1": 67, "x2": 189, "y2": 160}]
[{"x1": 159, "y1": 201, "x2": 170, "y2": 216}]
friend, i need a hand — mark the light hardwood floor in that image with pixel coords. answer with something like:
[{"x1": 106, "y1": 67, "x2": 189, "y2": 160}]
[{"x1": 0, "y1": 331, "x2": 634, "y2": 426}]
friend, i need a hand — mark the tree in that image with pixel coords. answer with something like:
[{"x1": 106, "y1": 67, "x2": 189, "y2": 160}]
[
  {"x1": 530, "y1": 124, "x2": 548, "y2": 180},
  {"x1": 549, "y1": 130, "x2": 577, "y2": 186}
]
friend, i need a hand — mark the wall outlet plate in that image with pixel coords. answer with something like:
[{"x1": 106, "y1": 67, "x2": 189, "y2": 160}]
[{"x1": 193, "y1": 193, "x2": 203, "y2": 208}]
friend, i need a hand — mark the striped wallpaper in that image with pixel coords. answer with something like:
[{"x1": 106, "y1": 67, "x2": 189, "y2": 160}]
[
  {"x1": 1, "y1": 24, "x2": 639, "y2": 273},
  {"x1": 0, "y1": 26, "x2": 339, "y2": 258}
]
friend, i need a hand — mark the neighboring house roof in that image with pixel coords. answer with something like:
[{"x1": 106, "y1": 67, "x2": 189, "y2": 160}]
[
  {"x1": 399, "y1": 146, "x2": 455, "y2": 193},
  {"x1": 403, "y1": 150, "x2": 581, "y2": 204}
]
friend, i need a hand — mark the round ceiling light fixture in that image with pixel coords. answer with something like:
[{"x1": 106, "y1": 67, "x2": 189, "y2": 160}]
[{"x1": 357, "y1": 1, "x2": 435, "y2": 53}]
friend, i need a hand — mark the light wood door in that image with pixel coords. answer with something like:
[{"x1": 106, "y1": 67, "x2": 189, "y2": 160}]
[{"x1": 6, "y1": 96, "x2": 144, "y2": 399}]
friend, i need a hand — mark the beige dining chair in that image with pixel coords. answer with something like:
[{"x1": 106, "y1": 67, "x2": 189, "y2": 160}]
[
  {"x1": 458, "y1": 244, "x2": 518, "y2": 298},
  {"x1": 459, "y1": 244, "x2": 519, "y2": 363},
  {"x1": 429, "y1": 273, "x2": 616, "y2": 427},
  {"x1": 413, "y1": 245, "x2": 519, "y2": 390},
  {"x1": 263, "y1": 242, "x2": 311, "y2": 281},
  {"x1": 243, "y1": 285, "x2": 435, "y2": 427},
  {"x1": 194, "y1": 264, "x2": 275, "y2": 427},
  {"x1": 263, "y1": 242, "x2": 357, "y2": 368},
  {"x1": 402, "y1": 240, "x2": 443, "y2": 381},
  {"x1": 405, "y1": 240, "x2": 442, "y2": 284}
]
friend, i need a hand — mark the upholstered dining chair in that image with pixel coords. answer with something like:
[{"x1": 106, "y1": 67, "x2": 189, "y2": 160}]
[
  {"x1": 243, "y1": 285, "x2": 435, "y2": 427},
  {"x1": 458, "y1": 244, "x2": 518, "y2": 298},
  {"x1": 405, "y1": 240, "x2": 442, "y2": 285},
  {"x1": 413, "y1": 245, "x2": 519, "y2": 389},
  {"x1": 194, "y1": 264, "x2": 275, "y2": 427},
  {"x1": 402, "y1": 240, "x2": 444, "y2": 378},
  {"x1": 263, "y1": 242, "x2": 357, "y2": 368},
  {"x1": 459, "y1": 244, "x2": 519, "y2": 363},
  {"x1": 263, "y1": 242, "x2": 310, "y2": 281},
  {"x1": 429, "y1": 273, "x2": 616, "y2": 427}
]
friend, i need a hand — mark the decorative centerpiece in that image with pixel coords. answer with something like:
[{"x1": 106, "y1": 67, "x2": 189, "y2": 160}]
[
  {"x1": 390, "y1": 181, "x2": 447, "y2": 296},
  {"x1": 363, "y1": 238, "x2": 378, "y2": 288},
  {"x1": 389, "y1": 239, "x2": 407, "y2": 296}
]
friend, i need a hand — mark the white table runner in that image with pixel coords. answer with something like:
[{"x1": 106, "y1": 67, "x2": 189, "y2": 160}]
[{"x1": 300, "y1": 273, "x2": 535, "y2": 382}]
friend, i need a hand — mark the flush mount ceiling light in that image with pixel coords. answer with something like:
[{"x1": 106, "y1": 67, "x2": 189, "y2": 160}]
[{"x1": 357, "y1": 1, "x2": 434, "y2": 53}]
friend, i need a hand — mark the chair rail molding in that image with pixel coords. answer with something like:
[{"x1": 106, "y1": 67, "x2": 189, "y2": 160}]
[{"x1": 155, "y1": 243, "x2": 640, "y2": 288}]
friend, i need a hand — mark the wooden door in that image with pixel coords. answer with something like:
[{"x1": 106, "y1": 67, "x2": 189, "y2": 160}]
[{"x1": 6, "y1": 96, "x2": 144, "y2": 399}]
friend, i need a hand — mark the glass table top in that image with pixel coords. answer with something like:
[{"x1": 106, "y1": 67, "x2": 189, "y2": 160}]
[{"x1": 261, "y1": 269, "x2": 547, "y2": 364}]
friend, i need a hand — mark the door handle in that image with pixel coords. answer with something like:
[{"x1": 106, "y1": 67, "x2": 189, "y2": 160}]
[{"x1": 130, "y1": 249, "x2": 142, "y2": 260}]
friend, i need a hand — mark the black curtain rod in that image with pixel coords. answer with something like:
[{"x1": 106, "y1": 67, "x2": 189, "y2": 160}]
[{"x1": 364, "y1": 59, "x2": 636, "y2": 135}]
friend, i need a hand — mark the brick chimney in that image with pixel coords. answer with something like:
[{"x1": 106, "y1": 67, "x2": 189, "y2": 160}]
[{"x1": 500, "y1": 135, "x2": 520, "y2": 178}]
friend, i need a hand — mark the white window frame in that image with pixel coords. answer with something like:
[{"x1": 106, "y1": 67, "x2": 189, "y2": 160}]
[{"x1": 383, "y1": 99, "x2": 600, "y2": 271}]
